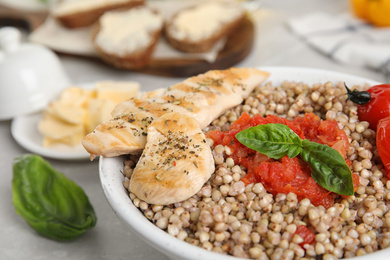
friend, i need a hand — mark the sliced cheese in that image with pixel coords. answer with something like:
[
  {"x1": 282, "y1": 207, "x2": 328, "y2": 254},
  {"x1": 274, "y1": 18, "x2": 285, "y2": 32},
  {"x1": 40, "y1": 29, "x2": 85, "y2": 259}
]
[
  {"x1": 46, "y1": 101, "x2": 86, "y2": 125},
  {"x1": 43, "y1": 135, "x2": 84, "y2": 147},
  {"x1": 86, "y1": 98, "x2": 116, "y2": 133},
  {"x1": 38, "y1": 81, "x2": 140, "y2": 147},
  {"x1": 39, "y1": 113, "x2": 85, "y2": 146},
  {"x1": 96, "y1": 81, "x2": 140, "y2": 104},
  {"x1": 59, "y1": 87, "x2": 96, "y2": 108}
]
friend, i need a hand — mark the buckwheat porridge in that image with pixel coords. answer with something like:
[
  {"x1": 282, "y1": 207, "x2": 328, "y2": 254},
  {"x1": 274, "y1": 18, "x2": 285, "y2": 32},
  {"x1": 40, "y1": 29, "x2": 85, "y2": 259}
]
[{"x1": 122, "y1": 80, "x2": 390, "y2": 259}]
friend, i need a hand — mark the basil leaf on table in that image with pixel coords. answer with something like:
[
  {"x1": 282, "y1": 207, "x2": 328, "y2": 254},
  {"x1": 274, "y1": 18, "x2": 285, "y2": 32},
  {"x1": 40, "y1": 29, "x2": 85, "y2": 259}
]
[
  {"x1": 300, "y1": 140, "x2": 354, "y2": 196},
  {"x1": 12, "y1": 154, "x2": 97, "y2": 241},
  {"x1": 235, "y1": 123, "x2": 354, "y2": 196},
  {"x1": 235, "y1": 123, "x2": 302, "y2": 159}
]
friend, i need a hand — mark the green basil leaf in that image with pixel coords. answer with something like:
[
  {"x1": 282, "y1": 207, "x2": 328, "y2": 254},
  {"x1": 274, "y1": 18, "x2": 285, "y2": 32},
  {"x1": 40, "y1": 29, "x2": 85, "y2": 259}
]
[
  {"x1": 235, "y1": 123, "x2": 302, "y2": 159},
  {"x1": 12, "y1": 154, "x2": 97, "y2": 241},
  {"x1": 301, "y1": 140, "x2": 354, "y2": 196}
]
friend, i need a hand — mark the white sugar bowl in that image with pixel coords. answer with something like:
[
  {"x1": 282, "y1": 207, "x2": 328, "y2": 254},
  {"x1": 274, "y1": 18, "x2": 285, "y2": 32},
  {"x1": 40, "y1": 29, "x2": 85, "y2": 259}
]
[{"x1": 0, "y1": 27, "x2": 71, "y2": 121}]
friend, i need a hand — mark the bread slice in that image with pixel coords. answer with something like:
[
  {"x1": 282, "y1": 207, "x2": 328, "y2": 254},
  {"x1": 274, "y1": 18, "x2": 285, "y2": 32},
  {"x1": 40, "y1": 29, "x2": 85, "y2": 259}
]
[
  {"x1": 51, "y1": 0, "x2": 145, "y2": 29},
  {"x1": 91, "y1": 6, "x2": 164, "y2": 70},
  {"x1": 165, "y1": 0, "x2": 245, "y2": 53}
]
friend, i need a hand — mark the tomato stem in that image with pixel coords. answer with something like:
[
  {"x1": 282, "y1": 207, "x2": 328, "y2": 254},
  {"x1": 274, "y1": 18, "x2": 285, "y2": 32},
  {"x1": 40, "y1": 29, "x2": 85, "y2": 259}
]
[{"x1": 345, "y1": 83, "x2": 371, "y2": 105}]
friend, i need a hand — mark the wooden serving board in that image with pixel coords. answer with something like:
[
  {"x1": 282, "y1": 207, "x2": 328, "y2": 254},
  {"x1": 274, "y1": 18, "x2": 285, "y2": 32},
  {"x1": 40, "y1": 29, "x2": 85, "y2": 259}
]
[
  {"x1": 0, "y1": 4, "x2": 255, "y2": 78},
  {"x1": 142, "y1": 16, "x2": 255, "y2": 77}
]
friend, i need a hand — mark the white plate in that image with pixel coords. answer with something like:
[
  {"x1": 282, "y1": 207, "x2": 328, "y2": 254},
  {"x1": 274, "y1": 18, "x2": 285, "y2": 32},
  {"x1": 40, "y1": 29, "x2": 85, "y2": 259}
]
[
  {"x1": 11, "y1": 83, "x2": 94, "y2": 161},
  {"x1": 100, "y1": 67, "x2": 389, "y2": 260}
]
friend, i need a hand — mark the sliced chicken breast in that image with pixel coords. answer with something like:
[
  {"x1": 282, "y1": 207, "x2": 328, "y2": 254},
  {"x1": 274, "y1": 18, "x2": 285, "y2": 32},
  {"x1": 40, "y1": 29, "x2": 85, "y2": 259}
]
[
  {"x1": 82, "y1": 111, "x2": 155, "y2": 158},
  {"x1": 129, "y1": 112, "x2": 214, "y2": 205},
  {"x1": 82, "y1": 67, "x2": 270, "y2": 158}
]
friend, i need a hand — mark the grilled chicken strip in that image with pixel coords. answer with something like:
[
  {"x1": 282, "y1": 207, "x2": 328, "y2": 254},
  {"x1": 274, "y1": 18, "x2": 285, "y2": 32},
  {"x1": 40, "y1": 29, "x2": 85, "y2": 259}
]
[
  {"x1": 129, "y1": 112, "x2": 214, "y2": 205},
  {"x1": 82, "y1": 68, "x2": 270, "y2": 158}
]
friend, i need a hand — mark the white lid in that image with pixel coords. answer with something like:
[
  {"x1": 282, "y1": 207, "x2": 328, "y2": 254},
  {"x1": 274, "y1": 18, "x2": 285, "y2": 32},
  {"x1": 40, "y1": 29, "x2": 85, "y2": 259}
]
[{"x1": 0, "y1": 27, "x2": 71, "y2": 120}]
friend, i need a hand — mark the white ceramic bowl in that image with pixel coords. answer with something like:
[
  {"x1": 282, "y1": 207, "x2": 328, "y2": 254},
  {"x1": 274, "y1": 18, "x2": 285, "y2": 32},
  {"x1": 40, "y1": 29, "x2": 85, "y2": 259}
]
[
  {"x1": 0, "y1": 27, "x2": 70, "y2": 121},
  {"x1": 99, "y1": 67, "x2": 390, "y2": 260}
]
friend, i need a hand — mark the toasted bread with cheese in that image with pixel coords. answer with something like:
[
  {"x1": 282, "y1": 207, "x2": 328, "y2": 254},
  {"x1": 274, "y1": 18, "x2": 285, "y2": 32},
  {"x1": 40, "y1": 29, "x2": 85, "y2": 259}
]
[
  {"x1": 91, "y1": 6, "x2": 164, "y2": 70},
  {"x1": 164, "y1": 0, "x2": 245, "y2": 53},
  {"x1": 51, "y1": 0, "x2": 145, "y2": 29}
]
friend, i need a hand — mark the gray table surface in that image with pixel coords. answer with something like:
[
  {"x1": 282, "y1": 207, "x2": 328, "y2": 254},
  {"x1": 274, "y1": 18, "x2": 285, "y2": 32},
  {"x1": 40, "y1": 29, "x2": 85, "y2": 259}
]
[{"x1": 0, "y1": 0, "x2": 386, "y2": 259}]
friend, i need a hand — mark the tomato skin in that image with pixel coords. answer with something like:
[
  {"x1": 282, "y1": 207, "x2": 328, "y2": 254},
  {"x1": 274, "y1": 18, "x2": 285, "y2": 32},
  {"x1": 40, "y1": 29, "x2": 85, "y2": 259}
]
[
  {"x1": 357, "y1": 84, "x2": 390, "y2": 131},
  {"x1": 294, "y1": 225, "x2": 315, "y2": 247},
  {"x1": 377, "y1": 116, "x2": 390, "y2": 178}
]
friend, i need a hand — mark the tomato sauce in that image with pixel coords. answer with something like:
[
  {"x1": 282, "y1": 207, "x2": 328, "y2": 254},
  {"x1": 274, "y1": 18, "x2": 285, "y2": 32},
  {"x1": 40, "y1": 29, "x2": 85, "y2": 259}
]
[{"x1": 208, "y1": 113, "x2": 359, "y2": 209}]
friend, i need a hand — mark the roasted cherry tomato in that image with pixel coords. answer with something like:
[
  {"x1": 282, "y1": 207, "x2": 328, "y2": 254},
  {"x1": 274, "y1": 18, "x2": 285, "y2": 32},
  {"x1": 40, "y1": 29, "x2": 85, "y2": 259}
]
[
  {"x1": 346, "y1": 84, "x2": 390, "y2": 131},
  {"x1": 377, "y1": 117, "x2": 390, "y2": 179}
]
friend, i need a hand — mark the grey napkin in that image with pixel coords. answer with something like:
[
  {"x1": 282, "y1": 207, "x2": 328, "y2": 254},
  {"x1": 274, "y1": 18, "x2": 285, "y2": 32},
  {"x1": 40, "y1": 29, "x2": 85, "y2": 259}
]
[{"x1": 287, "y1": 11, "x2": 390, "y2": 74}]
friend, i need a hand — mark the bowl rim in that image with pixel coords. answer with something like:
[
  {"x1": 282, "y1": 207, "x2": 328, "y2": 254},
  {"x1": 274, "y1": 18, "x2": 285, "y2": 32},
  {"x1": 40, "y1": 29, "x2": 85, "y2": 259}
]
[{"x1": 99, "y1": 66, "x2": 390, "y2": 260}]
